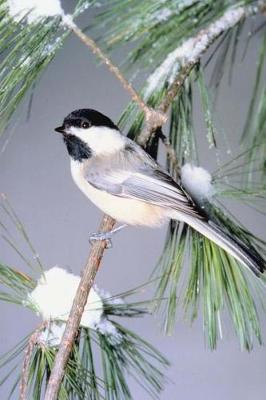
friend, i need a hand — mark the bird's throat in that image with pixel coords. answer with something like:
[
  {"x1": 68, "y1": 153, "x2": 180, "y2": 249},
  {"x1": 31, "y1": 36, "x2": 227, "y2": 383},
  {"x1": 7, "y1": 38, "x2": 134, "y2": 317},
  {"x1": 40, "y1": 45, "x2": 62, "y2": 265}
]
[{"x1": 63, "y1": 135, "x2": 92, "y2": 161}]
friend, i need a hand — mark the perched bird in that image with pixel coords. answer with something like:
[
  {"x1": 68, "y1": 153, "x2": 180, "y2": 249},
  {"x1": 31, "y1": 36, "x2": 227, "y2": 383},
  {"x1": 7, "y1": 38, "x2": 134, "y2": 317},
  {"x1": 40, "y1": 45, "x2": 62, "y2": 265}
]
[{"x1": 55, "y1": 108, "x2": 265, "y2": 275}]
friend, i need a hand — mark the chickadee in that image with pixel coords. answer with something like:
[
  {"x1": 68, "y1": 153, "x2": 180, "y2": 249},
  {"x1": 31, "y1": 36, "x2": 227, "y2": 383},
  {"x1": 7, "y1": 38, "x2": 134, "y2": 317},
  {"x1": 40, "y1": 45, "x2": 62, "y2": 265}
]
[{"x1": 55, "y1": 108, "x2": 265, "y2": 275}]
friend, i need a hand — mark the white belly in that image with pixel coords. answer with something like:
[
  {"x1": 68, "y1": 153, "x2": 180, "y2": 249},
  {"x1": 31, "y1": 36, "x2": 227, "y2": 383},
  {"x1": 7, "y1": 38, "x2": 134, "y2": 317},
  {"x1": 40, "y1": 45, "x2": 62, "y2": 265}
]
[{"x1": 70, "y1": 160, "x2": 167, "y2": 226}]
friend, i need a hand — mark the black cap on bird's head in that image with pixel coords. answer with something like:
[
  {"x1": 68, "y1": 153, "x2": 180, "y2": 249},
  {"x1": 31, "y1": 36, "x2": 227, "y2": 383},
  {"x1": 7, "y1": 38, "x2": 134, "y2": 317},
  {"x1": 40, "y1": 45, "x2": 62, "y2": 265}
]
[
  {"x1": 55, "y1": 108, "x2": 119, "y2": 135},
  {"x1": 55, "y1": 109, "x2": 121, "y2": 161}
]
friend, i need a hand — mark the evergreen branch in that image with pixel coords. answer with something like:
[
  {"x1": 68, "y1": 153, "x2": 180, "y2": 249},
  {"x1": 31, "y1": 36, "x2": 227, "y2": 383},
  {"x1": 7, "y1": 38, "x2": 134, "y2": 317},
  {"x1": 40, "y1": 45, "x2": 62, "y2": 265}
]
[
  {"x1": 138, "y1": 63, "x2": 195, "y2": 146},
  {"x1": 0, "y1": 243, "x2": 168, "y2": 399},
  {"x1": 92, "y1": 0, "x2": 263, "y2": 76},
  {"x1": 152, "y1": 84, "x2": 266, "y2": 348},
  {"x1": 0, "y1": 0, "x2": 96, "y2": 136},
  {"x1": 138, "y1": 3, "x2": 261, "y2": 146}
]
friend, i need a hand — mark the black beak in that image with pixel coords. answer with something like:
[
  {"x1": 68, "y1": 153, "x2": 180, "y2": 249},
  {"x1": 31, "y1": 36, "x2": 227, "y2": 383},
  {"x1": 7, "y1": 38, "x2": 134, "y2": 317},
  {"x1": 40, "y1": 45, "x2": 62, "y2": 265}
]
[{"x1": 54, "y1": 126, "x2": 66, "y2": 134}]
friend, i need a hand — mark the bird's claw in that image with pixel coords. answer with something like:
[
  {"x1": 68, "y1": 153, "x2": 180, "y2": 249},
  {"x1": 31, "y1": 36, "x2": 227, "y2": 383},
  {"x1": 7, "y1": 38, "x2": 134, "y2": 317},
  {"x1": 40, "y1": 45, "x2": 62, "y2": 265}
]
[
  {"x1": 89, "y1": 232, "x2": 113, "y2": 248},
  {"x1": 89, "y1": 225, "x2": 127, "y2": 248}
]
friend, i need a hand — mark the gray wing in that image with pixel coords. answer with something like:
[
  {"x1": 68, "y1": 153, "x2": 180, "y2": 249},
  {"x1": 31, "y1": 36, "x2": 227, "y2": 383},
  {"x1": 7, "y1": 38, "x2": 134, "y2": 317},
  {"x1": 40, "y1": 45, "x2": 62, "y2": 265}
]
[{"x1": 86, "y1": 139, "x2": 200, "y2": 218}]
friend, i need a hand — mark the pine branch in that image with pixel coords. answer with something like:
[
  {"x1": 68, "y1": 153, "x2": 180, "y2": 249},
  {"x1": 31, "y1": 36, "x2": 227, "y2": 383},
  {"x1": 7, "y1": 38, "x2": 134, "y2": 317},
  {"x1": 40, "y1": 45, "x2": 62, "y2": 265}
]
[
  {"x1": 43, "y1": 3, "x2": 265, "y2": 398},
  {"x1": 138, "y1": 3, "x2": 262, "y2": 145}
]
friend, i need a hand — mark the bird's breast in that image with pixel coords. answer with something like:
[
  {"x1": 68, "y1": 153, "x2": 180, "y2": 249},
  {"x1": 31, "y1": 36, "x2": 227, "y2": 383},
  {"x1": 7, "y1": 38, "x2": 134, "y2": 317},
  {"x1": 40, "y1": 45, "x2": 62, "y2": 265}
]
[{"x1": 70, "y1": 160, "x2": 167, "y2": 227}]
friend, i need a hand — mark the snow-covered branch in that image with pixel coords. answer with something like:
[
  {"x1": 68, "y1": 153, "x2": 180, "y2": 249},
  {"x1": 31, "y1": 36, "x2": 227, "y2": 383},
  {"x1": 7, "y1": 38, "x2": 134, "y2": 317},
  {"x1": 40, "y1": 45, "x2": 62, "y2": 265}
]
[{"x1": 138, "y1": 3, "x2": 260, "y2": 145}]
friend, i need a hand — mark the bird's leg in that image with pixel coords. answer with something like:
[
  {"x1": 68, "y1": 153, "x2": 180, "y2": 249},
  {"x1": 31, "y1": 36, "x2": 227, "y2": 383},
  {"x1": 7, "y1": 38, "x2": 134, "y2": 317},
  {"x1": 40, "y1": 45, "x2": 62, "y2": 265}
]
[{"x1": 89, "y1": 224, "x2": 127, "y2": 248}]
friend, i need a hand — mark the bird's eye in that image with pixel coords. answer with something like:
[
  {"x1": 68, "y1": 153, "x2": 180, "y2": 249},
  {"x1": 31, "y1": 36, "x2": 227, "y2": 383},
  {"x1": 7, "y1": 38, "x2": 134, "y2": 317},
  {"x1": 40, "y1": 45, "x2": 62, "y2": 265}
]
[{"x1": 82, "y1": 121, "x2": 90, "y2": 129}]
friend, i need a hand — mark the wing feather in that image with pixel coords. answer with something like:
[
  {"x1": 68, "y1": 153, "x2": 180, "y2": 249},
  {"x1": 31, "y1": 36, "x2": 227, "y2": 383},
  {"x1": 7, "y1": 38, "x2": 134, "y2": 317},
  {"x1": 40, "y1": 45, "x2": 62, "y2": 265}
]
[{"x1": 85, "y1": 139, "x2": 200, "y2": 218}]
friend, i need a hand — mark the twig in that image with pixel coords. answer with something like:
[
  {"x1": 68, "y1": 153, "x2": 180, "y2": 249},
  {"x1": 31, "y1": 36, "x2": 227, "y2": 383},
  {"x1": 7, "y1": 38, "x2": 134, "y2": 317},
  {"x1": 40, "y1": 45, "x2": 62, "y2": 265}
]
[
  {"x1": 62, "y1": 15, "x2": 166, "y2": 127},
  {"x1": 43, "y1": 4, "x2": 261, "y2": 399},
  {"x1": 158, "y1": 129, "x2": 180, "y2": 176},
  {"x1": 19, "y1": 323, "x2": 46, "y2": 400},
  {"x1": 158, "y1": 63, "x2": 195, "y2": 115}
]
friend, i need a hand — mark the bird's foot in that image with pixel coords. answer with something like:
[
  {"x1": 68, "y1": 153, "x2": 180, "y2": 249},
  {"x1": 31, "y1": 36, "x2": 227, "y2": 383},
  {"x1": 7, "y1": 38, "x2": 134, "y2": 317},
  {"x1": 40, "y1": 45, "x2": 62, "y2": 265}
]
[
  {"x1": 89, "y1": 224, "x2": 127, "y2": 248},
  {"x1": 89, "y1": 231, "x2": 113, "y2": 248}
]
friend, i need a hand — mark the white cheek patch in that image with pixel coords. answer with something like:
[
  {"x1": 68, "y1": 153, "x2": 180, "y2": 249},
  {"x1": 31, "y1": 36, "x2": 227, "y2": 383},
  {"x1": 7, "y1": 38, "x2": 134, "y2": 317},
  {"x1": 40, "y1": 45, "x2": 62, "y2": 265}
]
[
  {"x1": 68, "y1": 126, "x2": 85, "y2": 140},
  {"x1": 68, "y1": 126, "x2": 125, "y2": 156}
]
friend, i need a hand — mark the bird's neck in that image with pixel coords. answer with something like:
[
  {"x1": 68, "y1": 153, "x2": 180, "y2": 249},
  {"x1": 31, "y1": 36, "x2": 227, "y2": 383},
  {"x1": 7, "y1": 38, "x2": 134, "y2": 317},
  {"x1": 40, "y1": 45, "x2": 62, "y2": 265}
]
[{"x1": 82, "y1": 126, "x2": 126, "y2": 156}]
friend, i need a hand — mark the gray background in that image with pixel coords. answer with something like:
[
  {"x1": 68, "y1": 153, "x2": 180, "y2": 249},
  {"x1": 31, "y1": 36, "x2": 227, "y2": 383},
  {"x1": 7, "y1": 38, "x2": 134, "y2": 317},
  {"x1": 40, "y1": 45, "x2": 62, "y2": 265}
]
[{"x1": 0, "y1": 2, "x2": 266, "y2": 399}]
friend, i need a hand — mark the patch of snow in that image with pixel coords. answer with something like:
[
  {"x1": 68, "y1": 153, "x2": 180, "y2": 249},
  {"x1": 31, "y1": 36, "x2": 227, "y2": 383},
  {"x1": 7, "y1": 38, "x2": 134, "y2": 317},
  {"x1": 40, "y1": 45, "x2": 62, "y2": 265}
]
[
  {"x1": 177, "y1": 0, "x2": 197, "y2": 9},
  {"x1": 61, "y1": 13, "x2": 75, "y2": 29},
  {"x1": 96, "y1": 319, "x2": 123, "y2": 345},
  {"x1": 29, "y1": 267, "x2": 103, "y2": 328},
  {"x1": 94, "y1": 285, "x2": 124, "y2": 306},
  {"x1": 152, "y1": 8, "x2": 172, "y2": 23},
  {"x1": 181, "y1": 163, "x2": 214, "y2": 201},
  {"x1": 38, "y1": 322, "x2": 65, "y2": 347},
  {"x1": 145, "y1": 7, "x2": 245, "y2": 97},
  {"x1": 7, "y1": 0, "x2": 64, "y2": 24},
  {"x1": 41, "y1": 37, "x2": 63, "y2": 57},
  {"x1": 77, "y1": 1, "x2": 91, "y2": 14},
  {"x1": 29, "y1": 267, "x2": 125, "y2": 347},
  {"x1": 19, "y1": 37, "x2": 62, "y2": 69},
  {"x1": 144, "y1": 50, "x2": 181, "y2": 98}
]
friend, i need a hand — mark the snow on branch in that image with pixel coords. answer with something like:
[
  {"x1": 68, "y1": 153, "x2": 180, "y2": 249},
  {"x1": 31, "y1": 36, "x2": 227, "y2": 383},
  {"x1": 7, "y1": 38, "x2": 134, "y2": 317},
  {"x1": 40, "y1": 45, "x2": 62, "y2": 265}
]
[
  {"x1": 29, "y1": 267, "x2": 103, "y2": 328},
  {"x1": 7, "y1": 0, "x2": 63, "y2": 24},
  {"x1": 138, "y1": 3, "x2": 259, "y2": 146},
  {"x1": 145, "y1": 6, "x2": 252, "y2": 98},
  {"x1": 181, "y1": 163, "x2": 215, "y2": 202},
  {"x1": 28, "y1": 267, "x2": 123, "y2": 346}
]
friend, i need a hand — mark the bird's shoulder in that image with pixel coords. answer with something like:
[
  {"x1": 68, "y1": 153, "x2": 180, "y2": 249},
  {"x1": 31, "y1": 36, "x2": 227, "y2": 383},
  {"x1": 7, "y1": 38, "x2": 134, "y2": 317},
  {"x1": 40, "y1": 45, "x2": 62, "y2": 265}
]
[{"x1": 84, "y1": 136, "x2": 182, "y2": 192}]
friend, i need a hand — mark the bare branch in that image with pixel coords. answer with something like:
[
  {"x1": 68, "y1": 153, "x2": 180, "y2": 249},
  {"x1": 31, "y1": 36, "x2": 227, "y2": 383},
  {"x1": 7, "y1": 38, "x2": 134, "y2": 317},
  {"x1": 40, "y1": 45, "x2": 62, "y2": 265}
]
[
  {"x1": 43, "y1": 215, "x2": 115, "y2": 400},
  {"x1": 62, "y1": 16, "x2": 166, "y2": 126},
  {"x1": 19, "y1": 323, "x2": 46, "y2": 400},
  {"x1": 159, "y1": 132, "x2": 180, "y2": 176}
]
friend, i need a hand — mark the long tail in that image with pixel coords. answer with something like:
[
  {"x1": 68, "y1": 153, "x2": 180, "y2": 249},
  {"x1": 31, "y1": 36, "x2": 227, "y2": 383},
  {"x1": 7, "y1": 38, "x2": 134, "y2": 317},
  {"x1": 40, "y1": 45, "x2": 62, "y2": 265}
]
[{"x1": 181, "y1": 216, "x2": 265, "y2": 276}]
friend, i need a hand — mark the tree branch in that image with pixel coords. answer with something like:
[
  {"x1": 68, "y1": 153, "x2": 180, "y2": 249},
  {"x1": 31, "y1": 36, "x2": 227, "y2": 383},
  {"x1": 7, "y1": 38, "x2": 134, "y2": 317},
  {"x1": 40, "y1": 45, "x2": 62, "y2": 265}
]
[
  {"x1": 19, "y1": 323, "x2": 46, "y2": 400},
  {"x1": 62, "y1": 15, "x2": 166, "y2": 127},
  {"x1": 138, "y1": 4, "x2": 260, "y2": 146},
  {"x1": 43, "y1": 215, "x2": 115, "y2": 400},
  {"x1": 43, "y1": 4, "x2": 261, "y2": 399}
]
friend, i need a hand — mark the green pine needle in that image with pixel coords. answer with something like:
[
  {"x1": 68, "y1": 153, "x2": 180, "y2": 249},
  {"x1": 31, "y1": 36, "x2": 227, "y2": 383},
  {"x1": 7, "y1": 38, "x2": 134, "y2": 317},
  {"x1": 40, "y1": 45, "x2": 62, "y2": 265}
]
[
  {"x1": 0, "y1": 263, "x2": 35, "y2": 305},
  {"x1": 197, "y1": 67, "x2": 217, "y2": 148},
  {"x1": 241, "y1": 34, "x2": 266, "y2": 184},
  {"x1": 153, "y1": 219, "x2": 264, "y2": 350},
  {"x1": 91, "y1": 0, "x2": 256, "y2": 74},
  {"x1": 0, "y1": 195, "x2": 44, "y2": 277},
  {"x1": 0, "y1": 0, "x2": 95, "y2": 135},
  {"x1": 151, "y1": 90, "x2": 266, "y2": 350},
  {"x1": 169, "y1": 78, "x2": 197, "y2": 165},
  {"x1": 0, "y1": 301, "x2": 169, "y2": 399},
  {"x1": 212, "y1": 146, "x2": 266, "y2": 213}
]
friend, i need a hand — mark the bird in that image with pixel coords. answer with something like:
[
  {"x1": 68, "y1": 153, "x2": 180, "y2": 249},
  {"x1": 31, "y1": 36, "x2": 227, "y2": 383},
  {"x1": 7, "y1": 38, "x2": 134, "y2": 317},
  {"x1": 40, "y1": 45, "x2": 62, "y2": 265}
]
[{"x1": 55, "y1": 108, "x2": 265, "y2": 276}]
